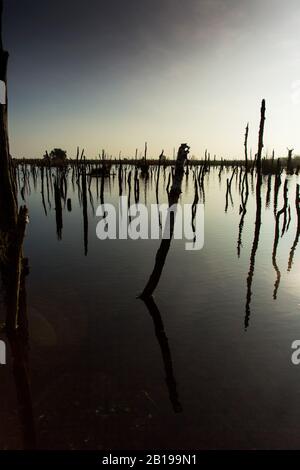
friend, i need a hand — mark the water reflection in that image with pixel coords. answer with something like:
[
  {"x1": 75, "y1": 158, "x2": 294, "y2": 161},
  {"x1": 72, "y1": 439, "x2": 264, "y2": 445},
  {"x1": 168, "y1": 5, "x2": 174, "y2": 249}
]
[
  {"x1": 288, "y1": 184, "x2": 300, "y2": 272},
  {"x1": 140, "y1": 296, "x2": 182, "y2": 414},
  {"x1": 0, "y1": 208, "x2": 36, "y2": 449},
  {"x1": 5, "y1": 152, "x2": 299, "y2": 449}
]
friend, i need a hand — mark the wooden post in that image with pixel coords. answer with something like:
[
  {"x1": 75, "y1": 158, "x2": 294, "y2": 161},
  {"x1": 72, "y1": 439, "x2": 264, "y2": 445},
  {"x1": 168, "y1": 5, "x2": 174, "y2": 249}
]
[
  {"x1": 244, "y1": 123, "x2": 249, "y2": 171},
  {"x1": 245, "y1": 100, "x2": 266, "y2": 329},
  {"x1": 256, "y1": 100, "x2": 266, "y2": 173},
  {"x1": 140, "y1": 144, "x2": 189, "y2": 299},
  {"x1": 0, "y1": 0, "x2": 18, "y2": 229}
]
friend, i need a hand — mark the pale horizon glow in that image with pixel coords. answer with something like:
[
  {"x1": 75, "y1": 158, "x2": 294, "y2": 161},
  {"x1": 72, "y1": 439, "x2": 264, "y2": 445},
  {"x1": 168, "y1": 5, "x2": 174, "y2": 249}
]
[{"x1": 4, "y1": 0, "x2": 300, "y2": 159}]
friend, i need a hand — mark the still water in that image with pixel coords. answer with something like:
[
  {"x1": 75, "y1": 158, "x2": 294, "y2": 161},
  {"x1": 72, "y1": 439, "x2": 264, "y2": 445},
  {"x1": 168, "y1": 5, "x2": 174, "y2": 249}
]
[{"x1": 0, "y1": 165, "x2": 299, "y2": 449}]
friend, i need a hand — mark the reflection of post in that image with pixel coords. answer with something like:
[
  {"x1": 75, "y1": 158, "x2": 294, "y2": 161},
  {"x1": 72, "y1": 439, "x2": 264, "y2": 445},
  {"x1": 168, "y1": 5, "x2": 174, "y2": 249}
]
[
  {"x1": 140, "y1": 144, "x2": 189, "y2": 299},
  {"x1": 82, "y1": 167, "x2": 89, "y2": 256},
  {"x1": 244, "y1": 100, "x2": 265, "y2": 330},
  {"x1": 237, "y1": 126, "x2": 250, "y2": 256},
  {"x1": 272, "y1": 180, "x2": 288, "y2": 299},
  {"x1": 0, "y1": 211, "x2": 36, "y2": 449},
  {"x1": 288, "y1": 184, "x2": 300, "y2": 272},
  {"x1": 141, "y1": 296, "x2": 182, "y2": 413},
  {"x1": 7, "y1": 257, "x2": 36, "y2": 449},
  {"x1": 225, "y1": 168, "x2": 236, "y2": 212},
  {"x1": 54, "y1": 178, "x2": 63, "y2": 241},
  {"x1": 40, "y1": 167, "x2": 47, "y2": 215}
]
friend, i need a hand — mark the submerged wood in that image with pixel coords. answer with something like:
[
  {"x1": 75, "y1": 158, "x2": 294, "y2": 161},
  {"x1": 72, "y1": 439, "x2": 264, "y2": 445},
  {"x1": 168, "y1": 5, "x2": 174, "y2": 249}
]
[
  {"x1": 140, "y1": 143, "x2": 189, "y2": 299},
  {"x1": 245, "y1": 100, "x2": 265, "y2": 330}
]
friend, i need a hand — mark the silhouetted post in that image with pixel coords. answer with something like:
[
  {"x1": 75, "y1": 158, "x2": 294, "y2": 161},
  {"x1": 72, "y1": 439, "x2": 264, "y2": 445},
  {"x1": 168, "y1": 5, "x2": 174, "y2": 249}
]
[
  {"x1": 225, "y1": 167, "x2": 236, "y2": 212},
  {"x1": 156, "y1": 151, "x2": 164, "y2": 201},
  {"x1": 245, "y1": 100, "x2": 266, "y2": 329},
  {"x1": 0, "y1": 209, "x2": 36, "y2": 449},
  {"x1": 272, "y1": 180, "x2": 288, "y2": 299},
  {"x1": 67, "y1": 198, "x2": 72, "y2": 212},
  {"x1": 0, "y1": 1, "x2": 31, "y2": 337},
  {"x1": 140, "y1": 144, "x2": 189, "y2": 299},
  {"x1": 191, "y1": 178, "x2": 199, "y2": 240},
  {"x1": 237, "y1": 125, "x2": 250, "y2": 255},
  {"x1": 288, "y1": 184, "x2": 300, "y2": 271},
  {"x1": 287, "y1": 147, "x2": 294, "y2": 174},
  {"x1": 134, "y1": 168, "x2": 140, "y2": 203},
  {"x1": 273, "y1": 159, "x2": 282, "y2": 216},
  {"x1": 118, "y1": 165, "x2": 123, "y2": 196},
  {"x1": 127, "y1": 170, "x2": 132, "y2": 210},
  {"x1": 100, "y1": 169, "x2": 105, "y2": 205},
  {"x1": 265, "y1": 174, "x2": 272, "y2": 208},
  {"x1": 0, "y1": 0, "x2": 18, "y2": 229},
  {"x1": 244, "y1": 123, "x2": 249, "y2": 172},
  {"x1": 54, "y1": 179, "x2": 63, "y2": 240},
  {"x1": 40, "y1": 167, "x2": 47, "y2": 215},
  {"x1": 82, "y1": 166, "x2": 89, "y2": 256}
]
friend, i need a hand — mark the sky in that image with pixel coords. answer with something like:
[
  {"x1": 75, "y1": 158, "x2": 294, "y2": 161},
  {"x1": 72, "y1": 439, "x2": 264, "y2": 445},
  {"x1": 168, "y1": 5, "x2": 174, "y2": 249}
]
[{"x1": 3, "y1": 0, "x2": 300, "y2": 159}]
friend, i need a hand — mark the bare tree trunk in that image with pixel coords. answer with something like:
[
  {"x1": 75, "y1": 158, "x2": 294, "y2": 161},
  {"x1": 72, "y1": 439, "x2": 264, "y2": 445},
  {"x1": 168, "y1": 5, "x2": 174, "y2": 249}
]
[
  {"x1": 244, "y1": 123, "x2": 249, "y2": 172},
  {"x1": 244, "y1": 100, "x2": 266, "y2": 329},
  {"x1": 140, "y1": 144, "x2": 189, "y2": 299},
  {"x1": 0, "y1": 0, "x2": 17, "y2": 230}
]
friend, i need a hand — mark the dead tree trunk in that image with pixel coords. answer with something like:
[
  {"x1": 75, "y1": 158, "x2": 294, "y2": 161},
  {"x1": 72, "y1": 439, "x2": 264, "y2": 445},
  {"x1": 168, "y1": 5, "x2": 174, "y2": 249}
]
[
  {"x1": 244, "y1": 123, "x2": 249, "y2": 172},
  {"x1": 0, "y1": 0, "x2": 17, "y2": 230},
  {"x1": 244, "y1": 100, "x2": 266, "y2": 330},
  {"x1": 140, "y1": 144, "x2": 189, "y2": 299}
]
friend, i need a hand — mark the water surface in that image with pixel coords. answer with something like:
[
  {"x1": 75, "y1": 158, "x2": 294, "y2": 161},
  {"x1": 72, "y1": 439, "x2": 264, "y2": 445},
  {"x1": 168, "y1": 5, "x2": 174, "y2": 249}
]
[{"x1": 0, "y1": 165, "x2": 299, "y2": 449}]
